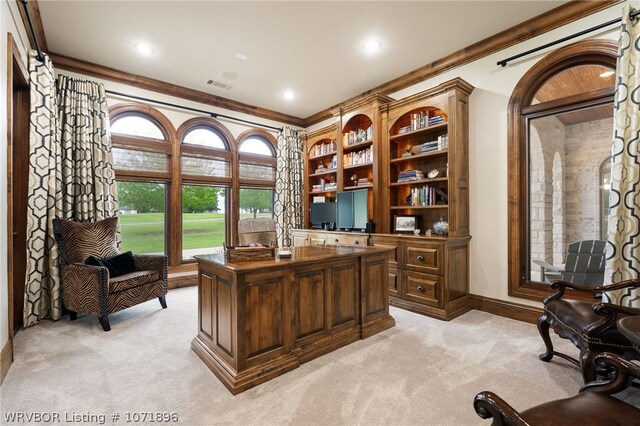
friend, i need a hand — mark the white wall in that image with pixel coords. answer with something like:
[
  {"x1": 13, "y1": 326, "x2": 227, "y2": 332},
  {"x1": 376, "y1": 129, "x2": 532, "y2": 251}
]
[{"x1": 1, "y1": 0, "x2": 31, "y2": 354}]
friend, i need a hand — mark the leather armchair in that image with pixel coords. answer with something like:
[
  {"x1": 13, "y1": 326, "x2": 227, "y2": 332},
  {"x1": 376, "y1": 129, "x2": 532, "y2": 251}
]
[
  {"x1": 537, "y1": 279, "x2": 640, "y2": 383},
  {"x1": 53, "y1": 217, "x2": 168, "y2": 331},
  {"x1": 473, "y1": 352, "x2": 640, "y2": 425}
]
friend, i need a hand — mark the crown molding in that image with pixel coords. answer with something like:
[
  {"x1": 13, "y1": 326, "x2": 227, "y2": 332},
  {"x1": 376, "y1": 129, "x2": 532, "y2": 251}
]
[{"x1": 302, "y1": 0, "x2": 625, "y2": 127}]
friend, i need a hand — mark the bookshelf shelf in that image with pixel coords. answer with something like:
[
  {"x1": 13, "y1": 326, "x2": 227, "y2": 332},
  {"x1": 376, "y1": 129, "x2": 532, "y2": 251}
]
[
  {"x1": 390, "y1": 150, "x2": 448, "y2": 164},
  {"x1": 344, "y1": 162, "x2": 373, "y2": 170},
  {"x1": 389, "y1": 121, "x2": 448, "y2": 142},
  {"x1": 309, "y1": 169, "x2": 337, "y2": 177},
  {"x1": 390, "y1": 205, "x2": 448, "y2": 210},
  {"x1": 343, "y1": 139, "x2": 373, "y2": 153},
  {"x1": 391, "y1": 177, "x2": 448, "y2": 187},
  {"x1": 309, "y1": 151, "x2": 337, "y2": 160},
  {"x1": 344, "y1": 184, "x2": 373, "y2": 190}
]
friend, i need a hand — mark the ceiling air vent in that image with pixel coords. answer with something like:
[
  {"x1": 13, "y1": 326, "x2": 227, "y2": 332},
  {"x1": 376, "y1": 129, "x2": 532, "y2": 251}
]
[{"x1": 206, "y1": 80, "x2": 232, "y2": 90}]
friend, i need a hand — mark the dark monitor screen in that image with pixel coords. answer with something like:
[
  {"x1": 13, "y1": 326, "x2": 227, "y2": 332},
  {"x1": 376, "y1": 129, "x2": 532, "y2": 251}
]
[
  {"x1": 336, "y1": 189, "x2": 368, "y2": 230},
  {"x1": 310, "y1": 202, "x2": 336, "y2": 225}
]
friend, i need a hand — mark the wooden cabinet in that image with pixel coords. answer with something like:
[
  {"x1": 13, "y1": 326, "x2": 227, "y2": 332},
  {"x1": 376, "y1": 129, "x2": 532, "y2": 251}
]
[{"x1": 290, "y1": 229, "x2": 470, "y2": 320}]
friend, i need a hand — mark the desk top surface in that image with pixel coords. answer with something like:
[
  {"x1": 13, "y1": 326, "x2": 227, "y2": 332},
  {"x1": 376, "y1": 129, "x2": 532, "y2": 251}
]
[{"x1": 194, "y1": 245, "x2": 392, "y2": 272}]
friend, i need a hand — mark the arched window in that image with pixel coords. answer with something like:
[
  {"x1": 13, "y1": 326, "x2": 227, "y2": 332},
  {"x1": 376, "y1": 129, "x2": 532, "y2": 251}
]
[
  {"x1": 507, "y1": 40, "x2": 617, "y2": 300},
  {"x1": 178, "y1": 118, "x2": 234, "y2": 260},
  {"x1": 109, "y1": 104, "x2": 176, "y2": 256},
  {"x1": 237, "y1": 132, "x2": 277, "y2": 221}
]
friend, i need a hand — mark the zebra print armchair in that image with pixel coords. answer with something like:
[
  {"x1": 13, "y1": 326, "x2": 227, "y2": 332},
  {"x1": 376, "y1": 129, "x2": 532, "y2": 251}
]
[{"x1": 52, "y1": 217, "x2": 168, "y2": 331}]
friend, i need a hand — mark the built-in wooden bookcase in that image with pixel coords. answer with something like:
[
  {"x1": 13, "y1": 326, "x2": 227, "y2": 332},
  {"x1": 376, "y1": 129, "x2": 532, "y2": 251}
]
[
  {"x1": 304, "y1": 124, "x2": 338, "y2": 228},
  {"x1": 382, "y1": 78, "x2": 473, "y2": 236},
  {"x1": 337, "y1": 93, "x2": 393, "y2": 228}
]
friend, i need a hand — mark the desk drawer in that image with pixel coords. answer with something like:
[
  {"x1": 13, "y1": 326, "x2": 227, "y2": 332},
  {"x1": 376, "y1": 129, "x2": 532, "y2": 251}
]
[
  {"x1": 404, "y1": 243, "x2": 443, "y2": 274},
  {"x1": 329, "y1": 234, "x2": 368, "y2": 247}
]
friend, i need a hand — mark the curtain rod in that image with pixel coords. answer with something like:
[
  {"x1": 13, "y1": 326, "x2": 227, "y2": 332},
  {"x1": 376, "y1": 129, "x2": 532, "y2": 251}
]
[
  {"x1": 19, "y1": 0, "x2": 44, "y2": 62},
  {"x1": 497, "y1": 8, "x2": 640, "y2": 67},
  {"x1": 105, "y1": 90, "x2": 283, "y2": 132},
  {"x1": 19, "y1": 1, "x2": 283, "y2": 133}
]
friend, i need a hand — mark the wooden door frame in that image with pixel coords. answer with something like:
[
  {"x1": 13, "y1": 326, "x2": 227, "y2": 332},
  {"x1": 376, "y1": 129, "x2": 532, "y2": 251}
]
[{"x1": 7, "y1": 33, "x2": 29, "y2": 340}]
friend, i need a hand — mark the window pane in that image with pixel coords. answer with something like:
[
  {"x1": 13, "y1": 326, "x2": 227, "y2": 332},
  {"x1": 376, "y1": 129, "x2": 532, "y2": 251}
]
[
  {"x1": 239, "y1": 162, "x2": 275, "y2": 181},
  {"x1": 182, "y1": 185, "x2": 226, "y2": 259},
  {"x1": 181, "y1": 156, "x2": 230, "y2": 177},
  {"x1": 528, "y1": 104, "x2": 612, "y2": 284},
  {"x1": 117, "y1": 181, "x2": 166, "y2": 255},
  {"x1": 111, "y1": 115, "x2": 165, "y2": 139},
  {"x1": 239, "y1": 137, "x2": 274, "y2": 156},
  {"x1": 183, "y1": 127, "x2": 227, "y2": 149},
  {"x1": 239, "y1": 188, "x2": 274, "y2": 219},
  {"x1": 531, "y1": 65, "x2": 615, "y2": 105},
  {"x1": 113, "y1": 148, "x2": 169, "y2": 172}
]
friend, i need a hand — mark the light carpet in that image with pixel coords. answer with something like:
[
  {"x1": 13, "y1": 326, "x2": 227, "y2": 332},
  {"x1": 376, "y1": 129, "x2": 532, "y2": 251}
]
[{"x1": 0, "y1": 287, "x2": 635, "y2": 425}]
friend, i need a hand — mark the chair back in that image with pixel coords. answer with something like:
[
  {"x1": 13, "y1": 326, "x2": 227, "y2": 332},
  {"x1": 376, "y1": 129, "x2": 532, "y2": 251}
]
[
  {"x1": 238, "y1": 218, "x2": 277, "y2": 246},
  {"x1": 561, "y1": 240, "x2": 606, "y2": 286},
  {"x1": 52, "y1": 217, "x2": 120, "y2": 265}
]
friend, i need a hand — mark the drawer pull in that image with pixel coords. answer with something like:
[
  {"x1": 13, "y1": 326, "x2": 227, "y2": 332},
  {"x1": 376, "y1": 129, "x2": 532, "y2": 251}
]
[
  {"x1": 335, "y1": 239, "x2": 339, "y2": 243},
  {"x1": 354, "y1": 240, "x2": 360, "y2": 245},
  {"x1": 417, "y1": 285, "x2": 425, "y2": 292},
  {"x1": 417, "y1": 255, "x2": 425, "y2": 261}
]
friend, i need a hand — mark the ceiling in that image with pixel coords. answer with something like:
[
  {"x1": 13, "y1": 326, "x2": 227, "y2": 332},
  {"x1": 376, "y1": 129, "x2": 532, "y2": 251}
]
[{"x1": 37, "y1": 1, "x2": 569, "y2": 121}]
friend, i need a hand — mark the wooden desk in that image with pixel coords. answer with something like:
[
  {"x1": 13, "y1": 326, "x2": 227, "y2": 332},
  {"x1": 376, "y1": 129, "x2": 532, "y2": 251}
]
[{"x1": 192, "y1": 245, "x2": 395, "y2": 394}]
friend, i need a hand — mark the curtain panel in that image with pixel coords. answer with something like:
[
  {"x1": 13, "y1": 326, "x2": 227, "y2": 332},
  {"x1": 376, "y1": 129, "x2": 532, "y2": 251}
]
[
  {"x1": 274, "y1": 127, "x2": 305, "y2": 247},
  {"x1": 23, "y1": 62, "x2": 119, "y2": 326},
  {"x1": 604, "y1": 5, "x2": 640, "y2": 307}
]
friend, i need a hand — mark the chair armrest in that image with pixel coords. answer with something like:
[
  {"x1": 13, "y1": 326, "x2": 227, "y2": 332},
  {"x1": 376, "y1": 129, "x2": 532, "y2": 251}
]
[
  {"x1": 532, "y1": 259, "x2": 563, "y2": 272},
  {"x1": 580, "y1": 352, "x2": 640, "y2": 394},
  {"x1": 473, "y1": 391, "x2": 529, "y2": 425},
  {"x1": 61, "y1": 263, "x2": 109, "y2": 317},
  {"x1": 544, "y1": 279, "x2": 640, "y2": 304},
  {"x1": 133, "y1": 255, "x2": 168, "y2": 283}
]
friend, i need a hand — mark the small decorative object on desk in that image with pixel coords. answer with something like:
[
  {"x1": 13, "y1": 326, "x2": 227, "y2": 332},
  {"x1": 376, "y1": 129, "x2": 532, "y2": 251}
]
[
  {"x1": 402, "y1": 147, "x2": 413, "y2": 158},
  {"x1": 432, "y1": 217, "x2": 449, "y2": 235},
  {"x1": 224, "y1": 244, "x2": 275, "y2": 261},
  {"x1": 413, "y1": 229, "x2": 421, "y2": 235}
]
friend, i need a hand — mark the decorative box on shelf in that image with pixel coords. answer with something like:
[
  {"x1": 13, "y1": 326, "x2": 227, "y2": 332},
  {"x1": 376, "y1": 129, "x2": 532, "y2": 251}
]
[{"x1": 224, "y1": 245, "x2": 275, "y2": 261}]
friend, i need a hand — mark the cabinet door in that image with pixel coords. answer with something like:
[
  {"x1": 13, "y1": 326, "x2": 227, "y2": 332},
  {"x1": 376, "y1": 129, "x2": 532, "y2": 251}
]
[
  {"x1": 402, "y1": 270, "x2": 441, "y2": 307},
  {"x1": 292, "y1": 234, "x2": 309, "y2": 247}
]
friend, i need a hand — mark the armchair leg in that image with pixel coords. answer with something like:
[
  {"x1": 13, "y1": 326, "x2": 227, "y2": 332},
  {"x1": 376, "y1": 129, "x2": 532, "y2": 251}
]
[
  {"x1": 580, "y1": 349, "x2": 597, "y2": 384},
  {"x1": 69, "y1": 311, "x2": 77, "y2": 321},
  {"x1": 99, "y1": 316, "x2": 111, "y2": 332},
  {"x1": 158, "y1": 295, "x2": 167, "y2": 309},
  {"x1": 537, "y1": 313, "x2": 554, "y2": 362}
]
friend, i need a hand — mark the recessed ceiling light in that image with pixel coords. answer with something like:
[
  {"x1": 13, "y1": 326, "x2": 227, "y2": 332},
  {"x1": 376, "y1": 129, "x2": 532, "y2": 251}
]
[
  {"x1": 134, "y1": 42, "x2": 153, "y2": 55},
  {"x1": 364, "y1": 38, "x2": 381, "y2": 54},
  {"x1": 283, "y1": 90, "x2": 295, "y2": 101},
  {"x1": 599, "y1": 70, "x2": 615, "y2": 78},
  {"x1": 236, "y1": 53, "x2": 249, "y2": 60}
]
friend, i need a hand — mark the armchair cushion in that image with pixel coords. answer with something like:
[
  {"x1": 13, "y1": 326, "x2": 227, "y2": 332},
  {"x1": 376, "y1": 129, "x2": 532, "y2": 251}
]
[
  {"x1": 109, "y1": 270, "x2": 161, "y2": 293},
  {"x1": 86, "y1": 251, "x2": 136, "y2": 278},
  {"x1": 55, "y1": 217, "x2": 119, "y2": 265},
  {"x1": 546, "y1": 298, "x2": 601, "y2": 335}
]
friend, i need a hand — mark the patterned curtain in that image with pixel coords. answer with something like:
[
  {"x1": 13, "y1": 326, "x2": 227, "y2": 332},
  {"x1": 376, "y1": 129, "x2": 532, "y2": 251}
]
[
  {"x1": 24, "y1": 59, "x2": 119, "y2": 326},
  {"x1": 274, "y1": 127, "x2": 305, "y2": 247},
  {"x1": 604, "y1": 5, "x2": 640, "y2": 307}
]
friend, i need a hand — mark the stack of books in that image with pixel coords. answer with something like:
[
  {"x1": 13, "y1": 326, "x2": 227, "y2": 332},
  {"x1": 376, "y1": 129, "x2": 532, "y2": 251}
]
[
  {"x1": 311, "y1": 140, "x2": 337, "y2": 156},
  {"x1": 428, "y1": 115, "x2": 444, "y2": 126},
  {"x1": 324, "y1": 182, "x2": 337, "y2": 191},
  {"x1": 357, "y1": 178, "x2": 371, "y2": 186},
  {"x1": 398, "y1": 169, "x2": 424, "y2": 182},
  {"x1": 343, "y1": 148, "x2": 373, "y2": 166},
  {"x1": 411, "y1": 134, "x2": 449, "y2": 155}
]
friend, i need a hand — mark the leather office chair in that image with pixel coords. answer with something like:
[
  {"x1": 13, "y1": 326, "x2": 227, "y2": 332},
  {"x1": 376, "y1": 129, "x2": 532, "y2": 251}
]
[
  {"x1": 474, "y1": 352, "x2": 640, "y2": 426},
  {"x1": 537, "y1": 278, "x2": 640, "y2": 383},
  {"x1": 53, "y1": 217, "x2": 168, "y2": 331},
  {"x1": 533, "y1": 240, "x2": 606, "y2": 285},
  {"x1": 238, "y1": 217, "x2": 277, "y2": 246}
]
